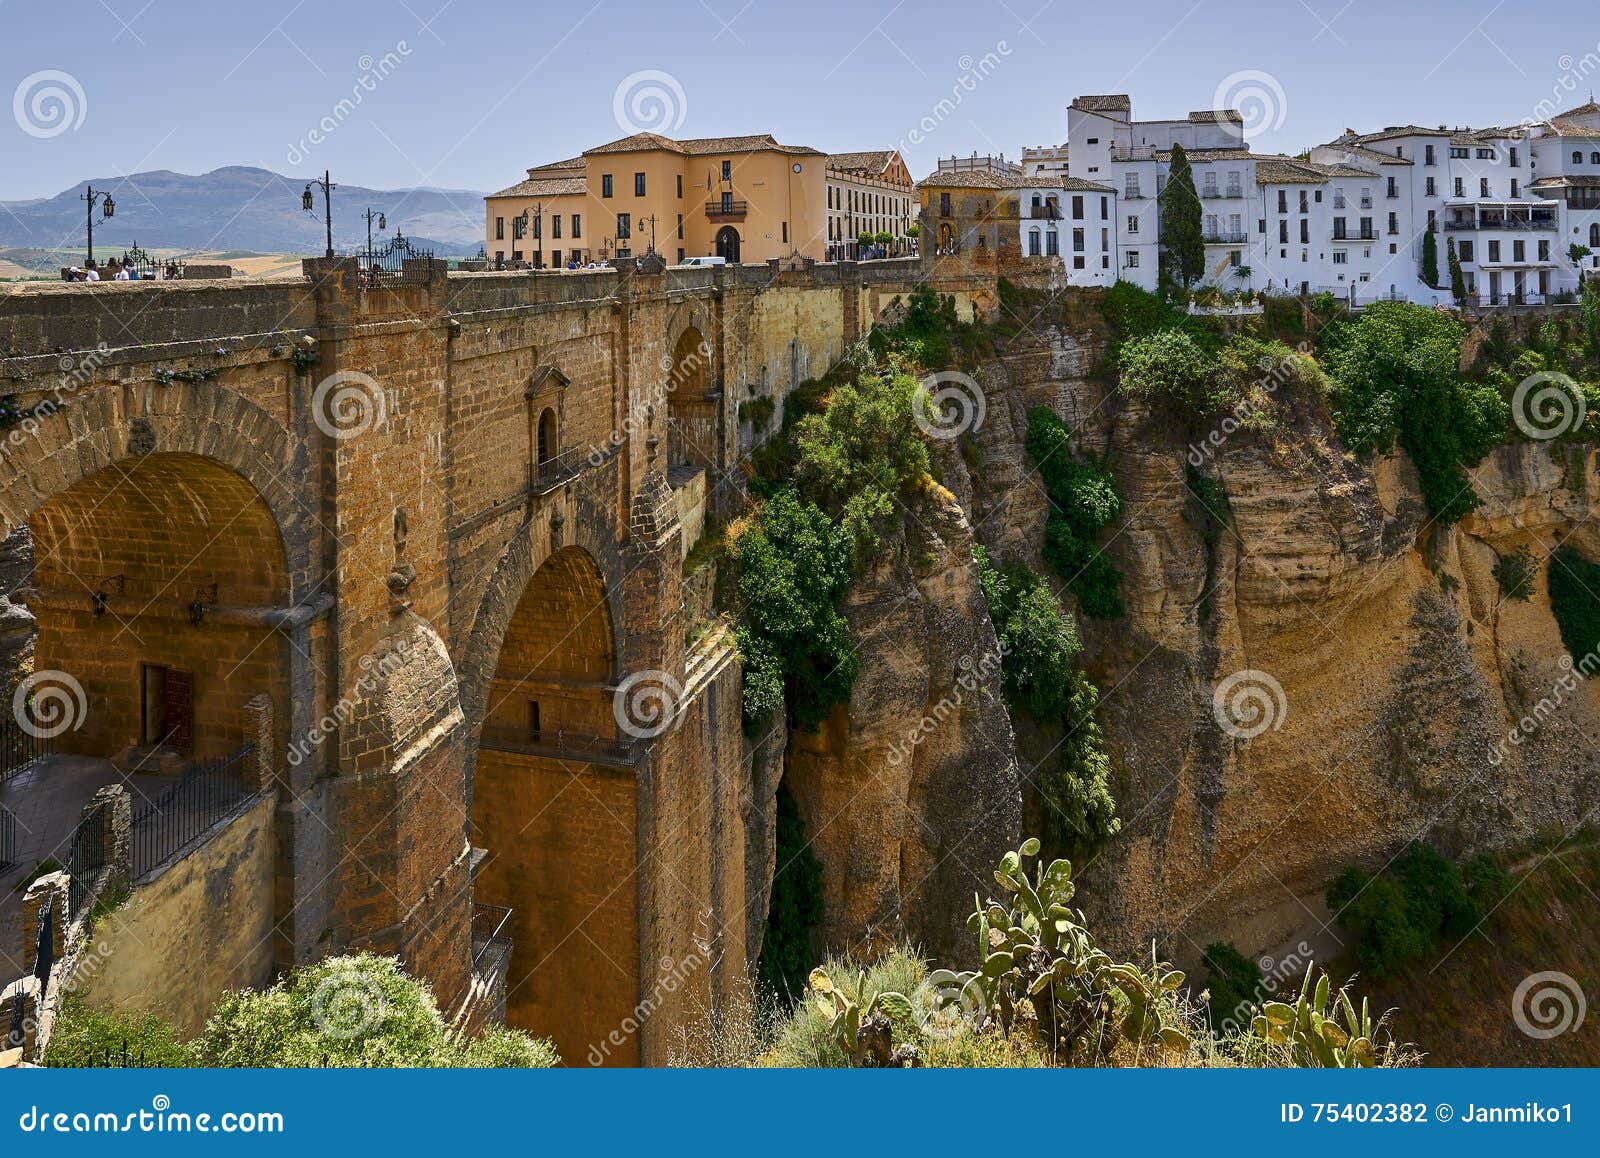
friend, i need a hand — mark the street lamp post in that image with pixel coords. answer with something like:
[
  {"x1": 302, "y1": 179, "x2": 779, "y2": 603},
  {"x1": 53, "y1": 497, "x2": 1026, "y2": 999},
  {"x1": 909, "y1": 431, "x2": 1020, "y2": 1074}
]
[
  {"x1": 81, "y1": 185, "x2": 115, "y2": 264},
  {"x1": 302, "y1": 171, "x2": 337, "y2": 259},
  {"x1": 362, "y1": 207, "x2": 387, "y2": 264}
]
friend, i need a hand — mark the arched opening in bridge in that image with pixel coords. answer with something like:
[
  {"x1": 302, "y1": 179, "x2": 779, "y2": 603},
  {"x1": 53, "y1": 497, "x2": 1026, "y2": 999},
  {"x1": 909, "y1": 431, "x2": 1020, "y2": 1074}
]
[
  {"x1": 714, "y1": 226, "x2": 740, "y2": 264},
  {"x1": 0, "y1": 452, "x2": 290, "y2": 950},
  {"x1": 17, "y1": 452, "x2": 289, "y2": 768},
  {"x1": 470, "y1": 545, "x2": 638, "y2": 1064},
  {"x1": 665, "y1": 326, "x2": 716, "y2": 559}
]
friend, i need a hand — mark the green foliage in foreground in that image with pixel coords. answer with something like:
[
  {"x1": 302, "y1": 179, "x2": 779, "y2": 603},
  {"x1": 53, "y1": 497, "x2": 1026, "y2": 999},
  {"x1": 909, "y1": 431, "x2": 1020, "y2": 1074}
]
[
  {"x1": 1025, "y1": 407, "x2": 1124, "y2": 620},
  {"x1": 1549, "y1": 547, "x2": 1600, "y2": 671},
  {"x1": 1318, "y1": 303, "x2": 1507, "y2": 524},
  {"x1": 975, "y1": 549, "x2": 1119, "y2": 862},
  {"x1": 203, "y1": 954, "x2": 558, "y2": 1068},
  {"x1": 46, "y1": 997, "x2": 201, "y2": 1068},
  {"x1": 729, "y1": 491, "x2": 858, "y2": 734},
  {"x1": 1327, "y1": 843, "x2": 1509, "y2": 977},
  {"x1": 47, "y1": 955, "x2": 558, "y2": 1068},
  {"x1": 693, "y1": 842, "x2": 1410, "y2": 1069}
]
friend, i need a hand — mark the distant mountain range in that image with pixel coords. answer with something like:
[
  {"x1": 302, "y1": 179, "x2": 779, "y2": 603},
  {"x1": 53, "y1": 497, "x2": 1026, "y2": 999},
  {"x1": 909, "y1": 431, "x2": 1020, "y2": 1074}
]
[{"x1": 0, "y1": 166, "x2": 486, "y2": 256}]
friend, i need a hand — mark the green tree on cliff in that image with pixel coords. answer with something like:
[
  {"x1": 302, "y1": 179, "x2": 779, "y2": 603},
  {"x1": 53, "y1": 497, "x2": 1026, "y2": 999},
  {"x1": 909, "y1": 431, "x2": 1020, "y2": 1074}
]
[{"x1": 1158, "y1": 144, "x2": 1205, "y2": 289}]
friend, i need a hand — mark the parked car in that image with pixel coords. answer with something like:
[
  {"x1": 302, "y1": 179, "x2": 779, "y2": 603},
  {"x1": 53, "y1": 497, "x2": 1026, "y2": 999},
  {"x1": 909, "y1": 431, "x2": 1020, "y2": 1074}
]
[{"x1": 677, "y1": 256, "x2": 727, "y2": 267}]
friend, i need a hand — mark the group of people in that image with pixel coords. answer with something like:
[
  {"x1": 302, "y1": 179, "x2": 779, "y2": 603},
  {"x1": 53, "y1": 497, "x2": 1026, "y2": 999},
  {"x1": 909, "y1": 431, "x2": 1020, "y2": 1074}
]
[{"x1": 59, "y1": 257, "x2": 181, "y2": 283}]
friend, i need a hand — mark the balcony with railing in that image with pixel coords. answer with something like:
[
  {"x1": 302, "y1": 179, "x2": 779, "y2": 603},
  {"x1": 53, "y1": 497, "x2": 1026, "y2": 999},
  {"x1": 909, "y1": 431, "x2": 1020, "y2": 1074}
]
[
  {"x1": 1203, "y1": 230, "x2": 1250, "y2": 245},
  {"x1": 472, "y1": 902, "x2": 513, "y2": 974},
  {"x1": 704, "y1": 199, "x2": 748, "y2": 222}
]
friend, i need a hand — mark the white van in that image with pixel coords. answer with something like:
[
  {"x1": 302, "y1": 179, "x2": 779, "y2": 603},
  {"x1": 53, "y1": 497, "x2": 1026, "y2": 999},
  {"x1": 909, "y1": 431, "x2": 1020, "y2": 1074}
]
[{"x1": 678, "y1": 255, "x2": 727, "y2": 267}]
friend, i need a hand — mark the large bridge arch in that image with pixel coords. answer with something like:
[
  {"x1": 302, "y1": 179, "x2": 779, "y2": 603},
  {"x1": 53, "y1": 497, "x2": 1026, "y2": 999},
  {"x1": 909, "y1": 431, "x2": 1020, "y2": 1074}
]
[
  {"x1": 0, "y1": 381, "x2": 314, "y2": 592},
  {"x1": 460, "y1": 499, "x2": 641, "y2": 1064}
]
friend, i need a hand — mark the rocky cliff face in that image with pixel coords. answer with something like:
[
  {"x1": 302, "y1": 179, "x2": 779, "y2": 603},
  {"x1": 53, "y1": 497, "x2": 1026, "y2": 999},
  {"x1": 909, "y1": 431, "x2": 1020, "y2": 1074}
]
[
  {"x1": 931, "y1": 306, "x2": 1600, "y2": 966},
  {"x1": 784, "y1": 485, "x2": 1022, "y2": 967}
]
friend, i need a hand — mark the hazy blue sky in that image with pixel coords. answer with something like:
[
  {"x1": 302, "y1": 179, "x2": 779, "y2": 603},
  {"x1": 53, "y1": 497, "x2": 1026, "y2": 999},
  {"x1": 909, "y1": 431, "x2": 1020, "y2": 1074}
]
[{"x1": 4, "y1": 0, "x2": 1599, "y2": 200}]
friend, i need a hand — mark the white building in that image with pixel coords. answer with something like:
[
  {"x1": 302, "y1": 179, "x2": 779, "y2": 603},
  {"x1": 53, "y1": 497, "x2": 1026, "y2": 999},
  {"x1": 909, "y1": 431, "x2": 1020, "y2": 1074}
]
[
  {"x1": 1022, "y1": 92, "x2": 1600, "y2": 304},
  {"x1": 1528, "y1": 101, "x2": 1600, "y2": 285},
  {"x1": 1018, "y1": 177, "x2": 1119, "y2": 284}
]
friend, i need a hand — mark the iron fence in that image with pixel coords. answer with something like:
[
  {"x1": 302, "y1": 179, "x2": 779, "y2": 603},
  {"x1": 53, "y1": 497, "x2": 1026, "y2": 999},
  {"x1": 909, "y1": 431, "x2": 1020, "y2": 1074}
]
[
  {"x1": 0, "y1": 804, "x2": 16, "y2": 872},
  {"x1": 358, "y1": 231, "x2": 436, "y2": 288},
  {"x1": 532, "y1": 447, "x2": 584, "y2": 493},
  {"x1": 1, "y1": 717, "x2": 53, "y2": 785},
  {"x1": 117, "y1": 243, "x2": 185, "y2": 280},
  {"x1": 131, "y1": 743, "x2": 256, "y2": 878},
  {"x1": 65, "y1": 805, "x2": 105, "y2": 917}
]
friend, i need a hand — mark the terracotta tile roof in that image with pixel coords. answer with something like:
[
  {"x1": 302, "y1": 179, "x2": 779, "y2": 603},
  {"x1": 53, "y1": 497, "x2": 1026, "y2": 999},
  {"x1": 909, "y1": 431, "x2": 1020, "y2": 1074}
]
[
  {"x1": 582, "y1": 131, "x2": 822, "y2": 157},
  {"x1": 1057, "y1": 176, "x2": 1115, "y2": 192},
  {"x1": 527, "y1": 156, "x2": 584, "y2": 176},
  {"x1": 1073, "y1": 94, "x2": 1131, "y2": 113},
  {"x1": 487, "y1": 175, "x2": 587, "y2": 199},
  {"x1": 1532, "y1": 174, "x2": 1600, "y2": 189},
  {"x1": 918, "y1": 168, "x2": 1034, "y2": 190},
  {"x1": 1148, "y1": 147, "x2": 1252, "y2": 162},
  {"x1": 1353, "y1": 124, "x2": 1451, "y2": 143},
  {"x1": 1254, "y1": 157, "x2": 1328, "y2": 185},
  {"x1": 1542, "y1": 117, "x2": 1600, "y2": 138},
  {"x1": 1190, "y1": 109, "x2": 1243, "y2": 124},
  {"x1": 826, "y1": 150, "x2": 900, "y2": 175},
  {"x1": 1322, "y1": 141, "x2": 1413, "y2": 166}
]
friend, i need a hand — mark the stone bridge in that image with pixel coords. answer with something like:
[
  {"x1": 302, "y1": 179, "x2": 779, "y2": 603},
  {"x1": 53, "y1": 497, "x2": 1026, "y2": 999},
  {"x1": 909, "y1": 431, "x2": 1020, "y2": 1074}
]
[{"x1": 0, "y1": 254, "x2": 948, "y2": 1064}]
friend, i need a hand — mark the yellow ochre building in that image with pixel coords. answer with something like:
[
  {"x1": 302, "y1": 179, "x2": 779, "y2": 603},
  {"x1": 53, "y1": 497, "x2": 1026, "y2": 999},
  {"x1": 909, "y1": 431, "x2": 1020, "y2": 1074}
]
[{"x1": 485, "y1": 132, "x2": 832, "y2": 267}]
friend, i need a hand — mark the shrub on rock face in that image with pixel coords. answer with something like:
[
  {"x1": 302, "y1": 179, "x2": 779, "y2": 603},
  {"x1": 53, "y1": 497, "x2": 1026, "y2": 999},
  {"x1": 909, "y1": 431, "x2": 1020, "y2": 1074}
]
[
  {"x1": 1549, "y1": 547, "x2": 1600, "y2": 672},
  {"x1": 1318, "y1": 302, "x2": 1506, "y2": 524},
  {"x1": 729, "y1": 491, "x2": 858, "y2": 734}
]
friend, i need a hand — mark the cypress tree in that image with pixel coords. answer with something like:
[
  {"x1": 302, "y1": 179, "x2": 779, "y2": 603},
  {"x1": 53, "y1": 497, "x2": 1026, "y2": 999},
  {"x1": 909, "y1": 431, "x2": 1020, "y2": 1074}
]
[
  {"x1": 1421, "y1": 223, "x2": 1439, "y2": 288},
  {"x1": 1447, "y1": 238, "x2": 1467, "y2": 304},
  {"x1": 1159, "y1": 143, "x2": 1205, "y2": 288}
]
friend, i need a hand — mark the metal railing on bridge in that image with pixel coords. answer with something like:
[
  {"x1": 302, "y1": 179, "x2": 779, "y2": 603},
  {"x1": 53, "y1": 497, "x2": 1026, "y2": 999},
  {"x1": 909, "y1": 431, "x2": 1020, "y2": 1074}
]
[
  {"x1": 1, "y1": 718, "x2": 54, "y2": 786},
  {"x1": 130, "y1": 743, "x2": 258, "y2": 878}
]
